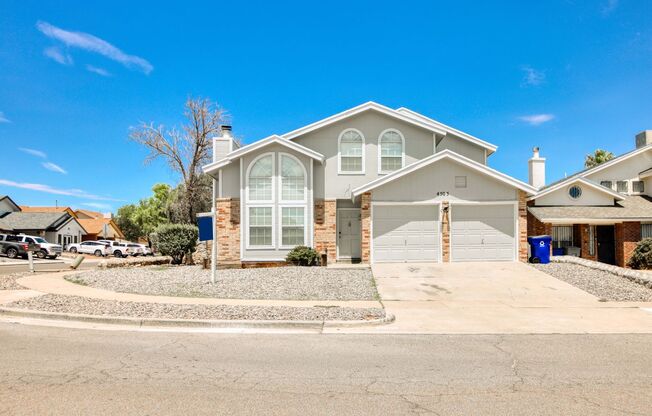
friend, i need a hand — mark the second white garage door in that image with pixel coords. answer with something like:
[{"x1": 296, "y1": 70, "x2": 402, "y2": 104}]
[
  {"x1": 451, "y1": 204, "x2": 516, "y2": 262},
  {"x1": 372, "y1": 205, "x2": 440, "y2": 263}
]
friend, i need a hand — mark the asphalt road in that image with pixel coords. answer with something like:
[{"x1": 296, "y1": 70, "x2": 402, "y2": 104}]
[
  {"x1": 0, "y1": 324, "x2": 651, "y2": 415},
  {"x1": 0, "y1": 258, "x2": 99, "y2": 274}
]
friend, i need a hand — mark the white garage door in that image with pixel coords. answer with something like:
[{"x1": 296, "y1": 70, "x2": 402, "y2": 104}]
[
  {"x1": 373, "y1": 205, "x2": 439, "y2": 263},
  {"x1": 451, "y1": 204, "x2": 515, "y2": 262}
]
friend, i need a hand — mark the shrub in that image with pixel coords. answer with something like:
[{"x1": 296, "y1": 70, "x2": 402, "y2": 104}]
[
  {"x1": 154, "y1": 223, "x2": 198, "y2": 265},
  {"x1": 628, "y1": 238, "x2": 652, "y2": 269},
  {"x1": 286, "y1": 246, "x2": 319, "y2": 266}
]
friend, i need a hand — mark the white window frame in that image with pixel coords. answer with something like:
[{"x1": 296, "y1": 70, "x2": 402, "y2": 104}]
[
  {"x1": 632, "y1": 180, "x2": 645, "y2": 194},
  {"x1": 246, "y1": 205, "x2": 275, "y2": 249},
  {"x1": 278, "y1": 205, "x2": 307, "y2": 249},
  {"x1": 278, "y1": 153, "x2": 307, "y2": 203},
  {"x1": 377, "y1": 128, "x2": 405, "y2": 174},
  {"x1": 245, "y1": 152, "x2": 275, "y2": 204},
  {"x1": 338, "y1": 128, "x2": 365, "y2": 175},
  {"x1": 642, "y1": 223, "x2": 652, "y2": 239}
]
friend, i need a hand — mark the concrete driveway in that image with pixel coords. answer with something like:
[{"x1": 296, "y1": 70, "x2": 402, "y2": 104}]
[{"x1": 330, "y1": 262, "x2": 652, "y2": 334}]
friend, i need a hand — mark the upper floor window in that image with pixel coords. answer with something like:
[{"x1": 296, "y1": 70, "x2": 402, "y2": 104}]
[
  {"x1": 338, "y1": 129, "x2": 364, "y2": 174},
  {"x1": 378, "y1": 129, "x2": 404, "y2": 173},
  {"x1": 248, "y1": 154, "x2": 273, "y2": 201},
  {"x1": 633, "y1": 181, "x2": 645, "y2": 193},
  {"x1": 616, "y1": 180, "x2": 628, "y2": 193},
  {"x1": 600, "y1": 180, "x2": 613, "y2": 190},
  {"x1": 280, "y1": 154, "x2": 305, "y2": 201}
]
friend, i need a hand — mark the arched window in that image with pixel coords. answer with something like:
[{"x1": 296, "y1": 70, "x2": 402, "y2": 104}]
[
  {"x1": 338, "y1": 129, "x2": 364, "y2": 174},
  {"x1": 378, "y1": 129, "x2": 404, "y2": 173},
  {"x1": 248, "y1": 154, "x2": 273, "y2": 201},
  {"x1": 280, "y1": 154, "x2": 305, "y2": 201}
]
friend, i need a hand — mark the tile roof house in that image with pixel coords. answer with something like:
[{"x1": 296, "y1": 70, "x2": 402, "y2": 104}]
[
  {"x1": 202, "y1": 102, "x2": 536, "y2": 267},
  {"x1": 74, "y1": 209, "x2": 125, "y2": 240},
  {"x1": 527, "y1": 130, "x2": 652, "y2": 267},
  {"x1": 20, "y1": 205, "x2": 77, "y2": 218}
]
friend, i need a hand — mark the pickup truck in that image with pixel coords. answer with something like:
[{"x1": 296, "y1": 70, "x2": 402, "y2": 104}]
[
  {"x1": 0, "y1": 234, "x2": 40, "y2": 259},
  {"x1": 14, "y1": 234, "x2": 63, "y2": 259},
  {"x1": 97, "y1": 240, "x2": 131, "y2": 258}
]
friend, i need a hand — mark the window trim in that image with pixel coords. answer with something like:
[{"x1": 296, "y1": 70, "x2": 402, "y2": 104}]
[
  {"x1": 246, "y1": 205, "x2": 275, "y2": 249},
  {"x1": 245, "y1": 152, "x2": 275, "y2": 204},
  {"x1": 377, "y1": 128, "x2": 405, "y2": 174},
  {"x1": 633, "y1": 180, "x2": 645, "y2": 194},
  {"x1": 567, "y1": 185, "x2": 583, "y2": 200},
  {"x1": 278, "y1": 205, "x2": 307, "y2": 249},
  {"x1": 616, "y1": 180, "x2": 629, "y2": 194},
  {"x1": 337, "y1": 128, "x2": 365, "y2": 175},
  {"x1": 278, "y1": 153, "x2": 307, "y2": 203}
]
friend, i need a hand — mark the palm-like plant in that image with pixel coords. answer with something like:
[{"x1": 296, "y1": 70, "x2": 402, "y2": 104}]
[{"x1": 584, "y1": 149, "x2": 615, "y2": 169}]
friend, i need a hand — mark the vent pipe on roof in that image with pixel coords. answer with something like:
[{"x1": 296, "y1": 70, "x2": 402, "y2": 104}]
[{"x1": 528, "y1": 147, "x2": 546, "y2": 189}]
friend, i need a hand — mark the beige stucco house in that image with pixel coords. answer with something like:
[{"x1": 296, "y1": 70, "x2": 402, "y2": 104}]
[{"x1": 203, "y1": 102, "x2": 537, "y2": 267}]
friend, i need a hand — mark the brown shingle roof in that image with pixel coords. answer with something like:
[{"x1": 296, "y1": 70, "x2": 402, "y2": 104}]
[{"x1": 528, "y1": 195, "x2": 652, "y2": 222}]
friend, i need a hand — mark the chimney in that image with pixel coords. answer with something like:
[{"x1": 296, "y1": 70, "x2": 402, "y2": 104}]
[
  {"x1": 212, "y1": 125, "x2": 238, "y2": 162},
  {"x1": 635, "y1": 130, "x2": 652, "y2": 149},
  {"x1": 528, "y1": 147, "x2": 546, "y2": 189}
]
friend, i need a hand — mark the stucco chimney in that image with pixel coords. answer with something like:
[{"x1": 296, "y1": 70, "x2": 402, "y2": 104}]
[
  {"x1": 528, "y1": 147, "x2": 546, "y2": 189},
  {"x1": 213, "y1": 125, "x2": 238, "y2": 162},
  {"x1": 635, "y1": 130, "x2": 652, "y2": 149}
]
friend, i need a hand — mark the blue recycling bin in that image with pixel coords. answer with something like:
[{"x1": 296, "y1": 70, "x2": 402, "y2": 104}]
[{"x1": 527, "y1": 235, "x2": 552, "y2": 264}]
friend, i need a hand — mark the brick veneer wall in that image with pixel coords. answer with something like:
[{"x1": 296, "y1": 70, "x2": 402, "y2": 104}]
[
  {"x1": 518, "y1": 191, "x2": 528, "y2": 262},
  {"x1": 314, "y1": 199, "x2": 337, "y2": 264},
  {"x1": 215, "y1": 198, "x2": 240, "y2": 266},
  {"x1": 360, "y1": 192, "x2": 371, "y2": 263},
  {"x1": 441, "y1": 201, "x2": 450, "y2": 262},
  {"x1": 615, "y1": 221, "x2": 641, "y2": 268}
]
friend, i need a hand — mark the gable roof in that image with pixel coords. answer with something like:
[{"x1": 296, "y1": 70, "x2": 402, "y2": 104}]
[
  {"x1": 535, "y1": 144, "x2": 652, "y2": 195},
  {"x1": 0, "y1": 212, "x2": 72, "y2": 232},
  {"x1": 527, "y1": 177, "x2": 624, "y2": 202},
  {"x1": 395, "y1": 107, "x2": 498, "y2": 155},
  {"x1": 75, "y1": 209, "x2": 105, "y2": 219},
  {"x1": 20, "y1": 205, "x2": 77, "y2": 218},
  {"x1": 351, "y1": 149, "x2": 536, "y2": 198},
  {"x1": 281, "y1": 101, "x2": 448, "y2": 140},
  {"x1": 0, "y1": 195, "x2": 21, "y2": 212},
  {"x1": 203, "y1": 134, "x2": 325, "y2": 175},
  {"x1": 528, "y1": 195, "x2": 652, "y2": 223},
  {"x1": 77, "y1": 217, "x2": 124, "y2": 238}
]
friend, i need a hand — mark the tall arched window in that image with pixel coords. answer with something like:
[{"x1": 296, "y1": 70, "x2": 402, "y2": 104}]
[
  {"x1": 247, "y1": 153, "x2": 274, "y2": 248},
  {"x1": 248, "y1": 154, "x2": 273, "y2": 201},
  {"x1": 280, "y1": 154, "x2": 305, "y2": 201},
  {"x1": 378, "y1": 129, "x2": 404, "y2": 173},
  {"x1": 338, "y1": 129, "x2": 364, "y2": 174}
]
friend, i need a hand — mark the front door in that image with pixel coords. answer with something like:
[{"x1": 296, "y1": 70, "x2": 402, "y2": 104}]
[
  {"x1": 597, "y1": 225, "x2": 616, "y2": 265},
  {"x1": 337, "y1": 209, "x2": 361, "y2": 260}
]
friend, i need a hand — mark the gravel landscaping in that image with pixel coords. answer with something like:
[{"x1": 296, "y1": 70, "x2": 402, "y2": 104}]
[
  {"x1": 5, "y1": 294, "x2": 385, "y2": 321},
  {"x1": 66, "y1": 266, "x2": 378, "y2": 301},
  {"x1": 533, "y1": 263, "x2": 652, "y2": 302},
  {"x1": 0, "y1": 273, "x2": 29, "y2": 290}
]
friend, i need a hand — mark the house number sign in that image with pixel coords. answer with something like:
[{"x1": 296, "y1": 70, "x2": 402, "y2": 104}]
[{"x1": 436, "y1": 191, "x2": 450, "y2": 197}]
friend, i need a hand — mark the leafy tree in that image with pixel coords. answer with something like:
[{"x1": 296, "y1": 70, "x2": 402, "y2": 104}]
[
  {"x1": 114, "y1": 183, "x2": 174, "y2": 241},
  {"x1": 155, "y1": 223, "x2": 198, "y2": 264},
  {"x1": 114, "y1": 204, "x2": 142, "y2": 242},
  {"x1": 584, "y1": 149, "x2": 614, "y2": 169}
]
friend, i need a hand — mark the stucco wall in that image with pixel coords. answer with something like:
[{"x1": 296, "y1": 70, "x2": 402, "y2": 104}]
[
  {"x1": 437, "y1": 134, "x2": 485, "y2": 164},
  {"x1": 585, "y1": 150, "x2": 652, "y2": 194},
  {"x1": 533, "y1": 183, "x2": 615, "y2": 206}
]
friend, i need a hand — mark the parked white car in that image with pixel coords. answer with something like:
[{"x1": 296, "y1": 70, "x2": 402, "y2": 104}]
[
  {"x1": 67, "y1": 241, "x2": 110, "y2": 257},
  {"x1": 137, "y1": 243, "x2": 153, "y2": 256},
  {"x1": 97, "y1": 240, "x2": 131, "y2": 258},
  {"x1": 126, "y1": 243, "x2": 144, "y2": 256},
  {"x1": 15, "y1": 234, "x2": 62, "y2": 259}
]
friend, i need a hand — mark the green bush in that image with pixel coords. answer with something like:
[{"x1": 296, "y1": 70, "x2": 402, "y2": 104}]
[
  {"x1": 628, "y1": 238, "x2": 652, "y2": 269},
  {"x1": 286, "y1": 246, "x2": 319, "y2": 266},
  {"x1": 154, "y1": 223, "x2": 198, "y2": 264}
]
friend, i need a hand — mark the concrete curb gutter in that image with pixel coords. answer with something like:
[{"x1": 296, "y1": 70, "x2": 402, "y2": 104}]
[{"x1": 0, "y1": 306, "x2": 395, "y2": 330}]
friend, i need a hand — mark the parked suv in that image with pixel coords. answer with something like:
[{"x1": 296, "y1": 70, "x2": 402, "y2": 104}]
[
  {"x1": 97, "y1": 240, "x2": 131, "y2": 258},
  {"x1": 0, "y1": 234, "x2": 40, "y2": 259},
  {"x1": 15, "y1": 234, "x2": 62, "y2": 259},
  {"x1": 126, "y1": 243, "x2": 144, "y2": 256},
  {"x1": 67, "y1": 241, "x2": 110, "y2": 256}
]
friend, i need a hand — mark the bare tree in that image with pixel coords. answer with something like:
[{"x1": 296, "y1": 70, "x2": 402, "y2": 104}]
[{"x1": 130, "y1": 97, "x2": 226, "y2": 223}]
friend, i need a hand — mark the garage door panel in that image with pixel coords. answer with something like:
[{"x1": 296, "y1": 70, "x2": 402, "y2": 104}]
[
  {"x1": 451, "y1": 204, "x2": 515, "y2": 262},
  {"x1": 373, "y1": 205, "x2": 440, "y2": 263}
]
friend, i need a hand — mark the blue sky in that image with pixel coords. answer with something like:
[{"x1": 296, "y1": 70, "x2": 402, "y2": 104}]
[{"x1": 1, "y1": 0, "x2": 651, "y2": 212}]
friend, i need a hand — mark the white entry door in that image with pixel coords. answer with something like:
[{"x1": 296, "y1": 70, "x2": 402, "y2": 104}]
[
  {"x1": 372, "y1": 205, "x2": 440, "y2": 263},
  {"x1": 337, "y1": 209, "x2": 361, "y2": 259},
  {"x1": 450, "y1": 204, "x2": 516, "y2": 262}
]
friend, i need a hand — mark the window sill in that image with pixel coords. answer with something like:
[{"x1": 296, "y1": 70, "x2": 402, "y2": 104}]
[{"x1": 338, "y1": 172, "x2": 366, "y2": 176}]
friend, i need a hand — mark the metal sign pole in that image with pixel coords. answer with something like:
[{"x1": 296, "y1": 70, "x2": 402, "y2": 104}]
[
  {"x1": 27, "y1": 250, "x2": 35, "y2": 273},
  {"x1": 211, "y1": 177, "x2": 217, "y2": 284}
]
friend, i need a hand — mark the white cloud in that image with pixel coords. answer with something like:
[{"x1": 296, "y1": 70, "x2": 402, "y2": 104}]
[
  {"x1": 602, "y1": 0, "x2": 619, "y2": 15},
  {"x1": 44, "y1": 46, "x2": 73, "y2": 65},
  {"x1": 19, "y1": 147, "x2": 47, "y2": 158},
  {"x1": 82, "y1": 202, "x2": 112, "y2": 210},
  {"x1": 0, "y1": 179, "x2": 124, "y2": 201},
  {"x1": 521, "y1": 66, "x2": 545, "y2": 87},
  {"x1": 0, "y1": 112, "x2": 10, "y2": 123},
  {"x1": 85, "y1": 65, "x2": 111, "y2": 77},
  {"x1": 519, "y1": 114, "x2": 555, "y2": 126},
  {"x1": 42, "y1": 162, "x2": 67, "y2": 174},
  {"x1": 36, "y1": 21, "x2": 153, "y2": 74}
]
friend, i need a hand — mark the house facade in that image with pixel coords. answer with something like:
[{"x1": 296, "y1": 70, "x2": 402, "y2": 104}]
[
  {"x1": 527, "y1": 130, "x2": 652, "y2": 268},
  {"x1": 203, "y1": 102, "x2": 536, "y2": 267}
]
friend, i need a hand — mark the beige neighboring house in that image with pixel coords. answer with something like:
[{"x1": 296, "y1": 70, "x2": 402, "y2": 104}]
[
  {"x1": 202, "y1": 102, "x2": 537, "y2": 267},
  {"x1": 527, "y1": 131, "x2": 652, "y2": 268},
  {"x1": 2, "y1": 200, "x2": 87, "y2": 246}
]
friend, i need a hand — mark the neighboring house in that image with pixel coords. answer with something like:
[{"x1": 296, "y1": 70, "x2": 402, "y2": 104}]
[
  {"x1": 527, "y1": 131, "x2": 652, "y2": 267},
  {"x1": 0, "y1": 195, "x2": 20, "y2": 216},
  {"x1": 20, "y1": 205, "x2": 77, "y2": 218},
  {"x1": 0, "y1": 211, "x2": 87, "y2": 246},
  {"x1": 202, "y1": 102, "x2": 537, "y2": 267},
  {"x1": 75, "y1": 210, "x2": 125, "y2": 241}
]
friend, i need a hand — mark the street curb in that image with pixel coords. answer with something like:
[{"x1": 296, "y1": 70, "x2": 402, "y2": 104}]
[{"x1": 0, "y1": 306, "x2": 395, "y2": 330}]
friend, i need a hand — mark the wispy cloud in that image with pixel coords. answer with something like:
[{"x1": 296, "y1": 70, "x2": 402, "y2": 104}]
[
  {"x1": 42, "y1": 162, "x2": 67, "y2": 174},
  {"x1": 36, "y1": 21, "x2": 153, "y2": 74},
  {"x1": 520, "y1": 66, "x2": 545, "y2": 87},
  {"x1": 0, "y1": 179, "x2": 124, "y2": 201},
  {"x1": 519, "y1": 114, "x2": 555, "y2": 126},
  {"x1": 82, "y1": 202, "x2": 112, "y2": 210},
  {"x1": 19, "y1": 147, "x2": 47, "y2": 158},
  {"x1": 0, "y1": 112, "x2": 10, "y2": 123},
  {"x1": 43, "y1": 46, "x2": 73, "y2": 65},
  {"x1": 85, "y1": 64, "x2": 111, "y2": 77},
  {"x1": 601, "y1": 0, "x2": 619, "y2": 16}
]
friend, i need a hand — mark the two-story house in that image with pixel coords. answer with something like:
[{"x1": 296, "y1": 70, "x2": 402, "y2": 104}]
[
  {"x1": 203, "y1": 102, "x2": 537, "y2": 267},
  {"x1": 527, "y1": 130, "x2": 652, "y2": 267}
]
